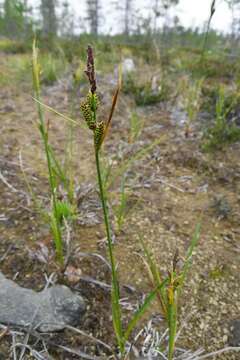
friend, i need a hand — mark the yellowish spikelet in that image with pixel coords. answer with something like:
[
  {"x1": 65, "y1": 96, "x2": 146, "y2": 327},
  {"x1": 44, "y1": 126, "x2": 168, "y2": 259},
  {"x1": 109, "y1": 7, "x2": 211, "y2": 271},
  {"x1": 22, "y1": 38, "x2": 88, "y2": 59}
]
[
  {"x1": 80, "y1": 101, "x2": 96, "y2": 130},
  {"x1": 94, "y1": 121, "x2": 105, "y2": 150},
  {"x1": 87, "y1": 91, "x2": 100, "y2": 111}
]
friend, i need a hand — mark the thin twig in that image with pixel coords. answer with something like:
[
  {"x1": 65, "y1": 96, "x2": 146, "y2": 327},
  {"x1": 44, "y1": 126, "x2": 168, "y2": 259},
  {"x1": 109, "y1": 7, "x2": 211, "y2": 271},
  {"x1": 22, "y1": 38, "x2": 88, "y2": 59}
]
[
  {"x1": 55, "y1": 344, "x2": 101, "y2": 360},
  {"x1": 76, "y1": 251, "x2": 112, "y2": 271},
  {"x1": 197, "y1": 347, "x2": 240, "y2": 359},
  {"x1": 156, "y1": 177, "x2": 186, "y2": 193},
  {"x1": 0, "y1": 244, "x2": 13, "y2": 263},
  {"x1": 0, "y1": 171, "x2": 26, "y2": 197},
  {"x1": 11, "y1": 333, "x2": 17, "y2": 360},
  {"x1": 64, "y1": 325, "x2": 113, "y2": 352},
  {"x1": 79, "y1": 275, "x2": 111, "y2": 291}
]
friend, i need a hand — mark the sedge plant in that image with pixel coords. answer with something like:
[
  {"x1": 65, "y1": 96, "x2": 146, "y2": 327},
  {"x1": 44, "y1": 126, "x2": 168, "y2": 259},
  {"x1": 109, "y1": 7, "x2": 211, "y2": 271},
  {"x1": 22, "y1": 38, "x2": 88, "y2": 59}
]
[
  {"x1": 203, "y1": 85, "x2": 240, "y2": 150},
  {"x1": 139, "y1": 224, "x2": 201, "y2": 360},
  {"x1": 80, "y1": 45, "x2": 167, "y2": 359}
]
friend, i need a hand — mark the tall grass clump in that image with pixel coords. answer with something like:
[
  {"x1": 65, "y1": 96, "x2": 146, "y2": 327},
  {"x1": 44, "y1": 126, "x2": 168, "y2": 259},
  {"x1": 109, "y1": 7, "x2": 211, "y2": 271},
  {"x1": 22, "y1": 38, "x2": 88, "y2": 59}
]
[
  {"x1": 139, "y1": 224, "x2": 201, "y2": 360},
  {"x1": 129, "y1": 111, "x2": 143, "y2": 143},
  {"x1": 123, "y1": 72, "x2": 169, "y2": 106},
  {"x1": 32, "y1": 40, "x2": 70, "y2": 264},
  {"x1": 181, "y1": 77, "x2": 204, "y2": 137},
  {"x1": 203, "y1": 85, "x2": 240, "y2": 151},
  {"x1": 80, "y1": 45, "x2": 167, "y2": 358}
]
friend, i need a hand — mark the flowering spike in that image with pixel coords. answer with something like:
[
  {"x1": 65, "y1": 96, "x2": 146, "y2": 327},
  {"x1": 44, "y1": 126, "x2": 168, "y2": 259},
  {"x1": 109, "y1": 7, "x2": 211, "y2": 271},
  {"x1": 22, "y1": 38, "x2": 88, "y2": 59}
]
[
  {"x1": 85, "y1": 45, "x2": 97, "y2": 94},
  {"x1": 80, "y1": 46, "x2": 119, "y2": 150}
]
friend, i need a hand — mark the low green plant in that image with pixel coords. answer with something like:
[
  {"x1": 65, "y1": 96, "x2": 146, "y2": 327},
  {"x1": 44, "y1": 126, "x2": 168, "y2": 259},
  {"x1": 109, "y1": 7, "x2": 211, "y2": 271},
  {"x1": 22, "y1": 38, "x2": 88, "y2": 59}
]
[
  {"x1": 81, "y1": 45, "x2": 167, "y2": 358},
  {"x1": 32, "y1": 40, "x2": 71, "y2": 264},
  {"x1": 0, "y1": 38, "x2": 29, "y2": 53},
  {"x1": 123, "y1": 73, "x2": 168, "y2": 106},
  {"x1": 129, "y1": 111, "x2": 143, "y2": 143},
  {"x1": 55, "y1": 200, "x2": 74, "y2": 224},
  {"x1": 181, "y1": 77, "x2": 204, "y2": 137},
  {"x1": 0, "y1": 54, "x2": 31, "y2": 86},
  {"x1": 139, "y1": 224, "x2": 201, "y2": 360},
  {"x1": 39, "y1": 53, "x2": 66, "y2": 85},
  {"x1": 203, "y1": 85, "x2": 240, "y2": 151}
]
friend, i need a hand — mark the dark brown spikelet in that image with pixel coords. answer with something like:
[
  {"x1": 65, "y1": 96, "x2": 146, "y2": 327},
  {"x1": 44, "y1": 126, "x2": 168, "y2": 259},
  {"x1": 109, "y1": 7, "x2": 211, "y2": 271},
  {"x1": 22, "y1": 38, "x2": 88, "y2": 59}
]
[
  {"x1": 80, "y1": 102, "x2": 96, "y2": 130},
  {"x1": 94, "y1": 121, "x2": 105, "y2": 150},
  {"x1": 85, "y1": 45, "x2": 97, "y2": 94}
]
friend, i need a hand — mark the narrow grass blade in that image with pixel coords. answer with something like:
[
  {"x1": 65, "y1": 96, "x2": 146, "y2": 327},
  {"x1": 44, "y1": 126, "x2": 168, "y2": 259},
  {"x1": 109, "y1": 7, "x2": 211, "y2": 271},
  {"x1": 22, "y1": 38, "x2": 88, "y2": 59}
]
[
  {"x1": 139, "y1": 235, "x2": 167, "y2": 316},
  {"x1": 178, "y1": 223, "x2": 201, "y2": 294},
  {"x1": 124, "y1": 279, "x2": 168, "y2": 343},
  {"x1": 32, "y1": 97, "x2": 80, "y2": 126},
  {"x1": 48, "y1": 146, "x2": 69, "y2": 188}
]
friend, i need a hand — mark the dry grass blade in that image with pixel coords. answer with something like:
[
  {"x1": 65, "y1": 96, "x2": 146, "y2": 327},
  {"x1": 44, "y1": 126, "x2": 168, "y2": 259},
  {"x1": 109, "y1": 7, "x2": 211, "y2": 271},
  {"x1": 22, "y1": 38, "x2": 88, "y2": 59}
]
[
  {"x1": 134, "y1": 250, "x2": 167, "y2": 317},
  {"x1": 101, "y1": 86, "x2": 120, "y2": 145},
  {"x1": 0, "y1": 327, "x2": 8, "y2": 339},
  {"x1": 77, "y1": 251, "x2": 112, "y2": 271},
  {"x1": 0, "y1": 170, "x2": 27, "y2": 198},
  {"x1": 65, "y1": 325, "x2": 113, "y2": 352},
  {"x1": 56, "y1": 344, "x2": 102, "y2": 359},
  {"x1": 101, "y1": 63, "x2": 122, "y2": 145},
  {"x1": 79, "y1": 275, "x2": 111, "y2": 291},
  {"x1": 197, "y1": 347, "x2": 240, "y2": 359}
]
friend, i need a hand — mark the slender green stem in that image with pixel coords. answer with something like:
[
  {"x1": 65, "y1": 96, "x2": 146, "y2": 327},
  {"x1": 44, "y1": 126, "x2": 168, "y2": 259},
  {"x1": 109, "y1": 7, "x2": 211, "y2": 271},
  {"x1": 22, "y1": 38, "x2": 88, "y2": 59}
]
[
  {"x1": 95, "y1": 148, "x2": 124, "y2": 353},
  {"x1": 95, "y1": 149, "x2": 114, "y2": 267},
  {"x1": 201, "y1": 0, "x2": 216, "y2": 61},
  {"x1": 168, "y1": 296, "x2": 177, "y2": 360}
]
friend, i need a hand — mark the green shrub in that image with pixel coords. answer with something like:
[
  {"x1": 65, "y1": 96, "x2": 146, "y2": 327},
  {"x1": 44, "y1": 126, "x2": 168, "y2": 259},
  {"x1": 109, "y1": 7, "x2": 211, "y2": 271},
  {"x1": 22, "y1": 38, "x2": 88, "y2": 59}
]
[
  {"x1": 0, "y1": 54, "x2": 31, "y2": 86},
  {"x1": 123, "y1": 73, "x2": 169, "y2": 106},
  {"x1": 39, "y1": 54, "x2": 66, "y2": 85},
  {"x1": 0, "y1": 38, "x2": 30, "y2": 53}
]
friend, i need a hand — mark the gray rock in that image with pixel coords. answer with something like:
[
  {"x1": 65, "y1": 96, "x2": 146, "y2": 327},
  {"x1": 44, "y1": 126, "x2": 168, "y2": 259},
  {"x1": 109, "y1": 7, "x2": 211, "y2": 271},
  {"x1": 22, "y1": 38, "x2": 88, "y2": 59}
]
[
  {"x1": 229, "y1": 319, "x2": 240, "y2": 346},
  {"x1": 122, "y1": 58, "x2": 135, "y2": 76},
  {"x1": 0, "y1": 272, "x2": 85, "y2": 332}
]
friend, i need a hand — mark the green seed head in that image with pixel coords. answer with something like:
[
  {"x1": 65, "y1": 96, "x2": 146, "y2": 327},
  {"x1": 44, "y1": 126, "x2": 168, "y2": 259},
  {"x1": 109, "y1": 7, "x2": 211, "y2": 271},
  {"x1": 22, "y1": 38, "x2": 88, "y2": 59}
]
[{"x1": 80, "y1": 101, "x2": 96, "y2": 130}]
